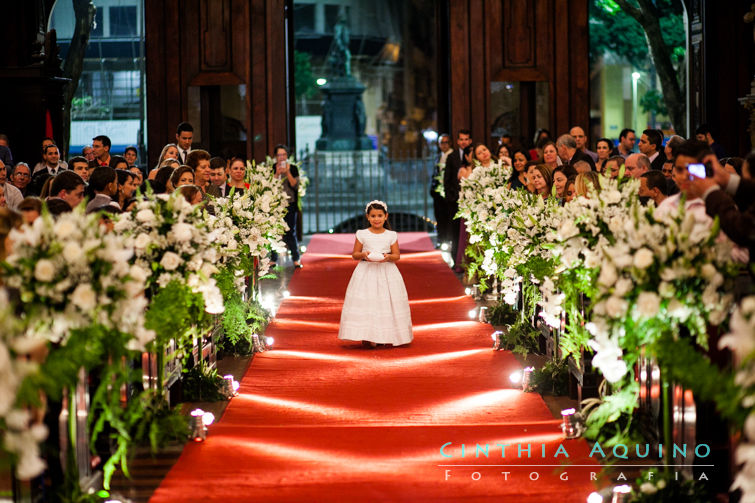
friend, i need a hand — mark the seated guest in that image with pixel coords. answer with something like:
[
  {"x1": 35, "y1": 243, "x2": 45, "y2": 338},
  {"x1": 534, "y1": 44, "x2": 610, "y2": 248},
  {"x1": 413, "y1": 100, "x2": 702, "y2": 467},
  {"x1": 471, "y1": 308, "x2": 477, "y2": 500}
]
[
  {"x1": 209, "y1": 157, "x2": 231, "y2": 196},
  {"x1": 9, "y1": 162, "x2": 31, "y2": 196},
  {"x1": 123, "y1": 146, "x2": 138, "y2": 167},
  {"x1": 575, "y1": 171, "x2": 601, "y2": 198},
  {"x1": 170, "y1": 166, "x2": 195, "y2": 190},
  {"x1": 48, "y1": 171, "x2": 85, "y2": 209},
  {"x1": 186, "y1": 150, "x2": 220, "y2": 197},
  {"x1": 46, "y1": 198, "x2": 73, "y2": 216},
  {"x1": 0, "y1": 160, "x2": 22, "y2": 209},
  {"x1": 32, "y1": 138, "x2": 68, "y2": 175},
  {"x1": 110, "y1": 155, "x2": 129, "y2": 171},
  {"x1": 552, "y1": 165, "x2": 578, "y2": 200},
  {"x1": 18, "y1": 197, "x2": 42, "y2": 224},
  {"x1": 0, "y1": 207, "x2": 22, "y2": 260},
  {"x1": 657, "y1": 139, "x2": 748, "y2": 262},
  {"x1": 639, "y1": 170, "x2": 668, "y2": 207},
  {"x1": 604, "y1": 155, "x2": 626, "y2": 179},
  {"x1": 227, "y1": 156, "x2": 248, "y2": 194},
  {"x1": 625, "y1": 153, "x2": 651, "y2": 179},
  {"x1": 150, "y1": 166, "x2": 175, "y2": 194},
  {"x1": 530, "y1": 164, "x2": 553, "y2": 200},
  {"x1": 556, "y1": 134, "x2": 596, "y2": 171},
  {"x1": 85, "y1": 167, "x2": 119, "y2": 213},
  {"x1": 178, "y1": 184, "x2": 203, "y2": 206},
  {"x1": 687, "y1": 151, "x2": 755, "y2": 257},
  {"x1": 69, "y1": 156, "x2": 91, "y2": 183},
  {"x1": 115, "y1": 169, "x2": 138, "y2": 211},
  {"x1": 572, "y1": 160, "x2": 592, "y2": 174},
  {"x1": 564, "y1": 177, "x2": 577, "y2": 203}
]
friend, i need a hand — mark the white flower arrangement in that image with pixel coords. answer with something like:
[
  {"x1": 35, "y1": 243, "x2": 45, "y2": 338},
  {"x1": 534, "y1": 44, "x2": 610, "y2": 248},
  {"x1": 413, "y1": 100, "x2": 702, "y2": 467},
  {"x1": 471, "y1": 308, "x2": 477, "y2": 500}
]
[
  {"x1": 210, "y1": 161, "x2": 289, "y2": 280},
  {"x1": 113, "y1": 190, "x2": 224, "y2": 314},
  {"x1": 4, "y1": 207, "x2": 154, "y2": 349},
  {"x1": 719, "y1": 296, "x2": 755, "y2": 503},
  {"x1": 586, "y1": 200, "x2": 736, "y2": 383},
  {"x1": 0, "y1": 289, "x2": 47, "y2": 481}
]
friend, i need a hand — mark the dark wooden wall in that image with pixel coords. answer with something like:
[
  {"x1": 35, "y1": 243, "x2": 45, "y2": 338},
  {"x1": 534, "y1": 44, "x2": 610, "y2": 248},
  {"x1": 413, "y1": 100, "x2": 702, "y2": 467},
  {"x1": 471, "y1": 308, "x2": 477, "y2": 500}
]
[
  {"x1": 446, "y1": 0, "x2": 590, "y2": 145},
  {"x1": 145, "y1": 0, "x2": 288, "y2": 164},
  {"x1": 687, "y1": 0, "x2": 755, "y2": 156}
]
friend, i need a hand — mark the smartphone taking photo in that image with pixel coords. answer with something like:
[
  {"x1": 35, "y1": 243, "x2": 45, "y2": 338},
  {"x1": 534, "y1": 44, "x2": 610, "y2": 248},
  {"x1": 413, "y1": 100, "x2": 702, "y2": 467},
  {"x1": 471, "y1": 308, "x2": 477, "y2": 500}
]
[{"x1": 688, "y1": 162, "x2": 711, "y2": 179}]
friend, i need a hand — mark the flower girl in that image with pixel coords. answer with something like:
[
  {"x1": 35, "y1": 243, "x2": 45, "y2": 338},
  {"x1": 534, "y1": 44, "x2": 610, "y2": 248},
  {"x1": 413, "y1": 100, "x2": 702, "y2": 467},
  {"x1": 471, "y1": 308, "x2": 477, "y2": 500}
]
[{"x1": 338, "y1": 200, "x2": 413, "y2": 347}]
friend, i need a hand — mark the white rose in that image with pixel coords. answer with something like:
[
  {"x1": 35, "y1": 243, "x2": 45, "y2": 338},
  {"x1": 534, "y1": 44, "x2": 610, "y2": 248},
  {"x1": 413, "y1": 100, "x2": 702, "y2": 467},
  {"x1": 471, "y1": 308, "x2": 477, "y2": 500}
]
[
  {"x1": 598, "y1": 265, "x2": 618, "y2": 287},
  {"x1": 614, "y1": 278, "x2": 633, "y2": 297},
  {"x1": 633, "y1": 248, "x2": 654, "y2": 269},
  {"x1": 53, "y1": 219, "x2": 76, "y2": 239},
  {"x1": 701, "y1": 263, "x2": 717, "y2": 280},
  {"x1": 33, "y1": 259, "x2": 56, "y2": 282},
  {"x1": 636, "y1": 291, "x2": 660, "y2": 318},
  {"x1": 129, "y1": 264, "x2": 149, "y2": 284},
  {"x1": 136, "y1": 209, "x2": 156, "y2": 224},
  {"x1": 134, "y1": 233, "x2": 151, "y2": 249},
  {"x1": 160, "y1": 252, "x2": 182, "y2": 271},
  {"x1": 71, "y1": 283, "x2": 97, "y2": 311},
  {"x1": 62, "y1": 242, "x2": 83, "y2": 264},
  {"x1": 171, "y1": 222, "x2": 194, "y2": 243},
  {"x1": 639, "y1": 482, "x2": 657, "y2": 494},
  {"x1": 592, "y1": 351, "x2": 628, "y2": 383},
  {"x1": 605, "y1": 296, "x2": 628, "y2": 318}
]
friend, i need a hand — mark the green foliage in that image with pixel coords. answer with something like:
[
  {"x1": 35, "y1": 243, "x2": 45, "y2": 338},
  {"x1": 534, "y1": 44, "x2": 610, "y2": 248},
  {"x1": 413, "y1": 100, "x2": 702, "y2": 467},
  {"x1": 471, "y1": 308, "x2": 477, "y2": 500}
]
[
  {"x1": 640, "y1": 88, "x2": 668, "y2": 116},
  {"x1": 590, "y1": 0, "x2": 685, "y2": 70},
  {"x1": 654, "y1": 335, "x2": 750, "y2": 428},
  {"x1": 487, "y1": 301, "x2": 519, "y2": 327},
  {"x1": 145, "y1": 281, "x2": 210, "y2": 361},
  {"x1": 500, "y1": 319, "x2": 541, "y2": 358},
  {"x1": 582, "y1": 380, "x2": 645, "y2": 448},
  {"x1": 557, "y1": 267, "x2": 598, "y2": 364},
  {"x1": 214, "y1": 268, "x2": 271, "y2": 356},
  {"x1": 294, "y1": 50, "x2": 318, "y2": 99},
  {"x1": 527, "y1": 358, "x2": 569, "y2": 395},
  {"x1": 630, "y1": 469, "x2": 712, "y2": 502},
  {"x1": 182, "y1": 365, "x2": 233, "y2": 402}
]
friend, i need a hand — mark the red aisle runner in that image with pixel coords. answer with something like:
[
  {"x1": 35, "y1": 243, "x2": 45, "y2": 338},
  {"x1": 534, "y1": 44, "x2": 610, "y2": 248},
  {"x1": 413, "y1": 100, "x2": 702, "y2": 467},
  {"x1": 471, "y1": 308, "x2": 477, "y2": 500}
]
[{"x1": 150, "y1": 232, "x2": 600, "y2": 502}]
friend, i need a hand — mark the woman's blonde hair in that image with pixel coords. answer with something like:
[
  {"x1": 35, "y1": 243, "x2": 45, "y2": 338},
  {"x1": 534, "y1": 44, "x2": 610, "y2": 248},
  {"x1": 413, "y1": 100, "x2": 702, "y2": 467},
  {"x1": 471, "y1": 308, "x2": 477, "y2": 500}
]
[{"x1": 575, "y1": 171, "x2": 602, "y2": 197}]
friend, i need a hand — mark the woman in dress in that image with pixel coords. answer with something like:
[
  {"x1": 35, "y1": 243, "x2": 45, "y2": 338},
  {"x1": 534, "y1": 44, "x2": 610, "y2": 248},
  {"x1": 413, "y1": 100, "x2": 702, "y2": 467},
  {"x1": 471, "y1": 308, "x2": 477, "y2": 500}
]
[{"x1": 509, "y1": 149, "x2": 529, "y2": 190}]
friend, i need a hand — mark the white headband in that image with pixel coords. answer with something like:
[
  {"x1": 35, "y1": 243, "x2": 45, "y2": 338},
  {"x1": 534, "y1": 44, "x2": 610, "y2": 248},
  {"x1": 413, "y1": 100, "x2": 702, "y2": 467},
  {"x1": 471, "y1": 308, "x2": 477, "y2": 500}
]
[{"x1": 365, "y1": 200, "x2": 388, "y2": 213}]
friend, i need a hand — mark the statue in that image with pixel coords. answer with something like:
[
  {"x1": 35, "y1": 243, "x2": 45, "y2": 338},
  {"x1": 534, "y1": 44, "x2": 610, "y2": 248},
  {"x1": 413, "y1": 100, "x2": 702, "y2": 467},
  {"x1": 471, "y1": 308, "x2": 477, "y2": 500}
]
[{"x1": 327, "y1": 12, "x2": 351, "y2": 78}]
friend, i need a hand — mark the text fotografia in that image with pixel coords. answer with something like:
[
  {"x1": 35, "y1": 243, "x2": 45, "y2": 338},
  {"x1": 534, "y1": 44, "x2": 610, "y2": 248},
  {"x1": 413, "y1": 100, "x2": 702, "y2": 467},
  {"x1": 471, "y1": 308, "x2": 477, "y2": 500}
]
[{"x1": 439, "y1": 442, "x2": 711, "y2": 459}]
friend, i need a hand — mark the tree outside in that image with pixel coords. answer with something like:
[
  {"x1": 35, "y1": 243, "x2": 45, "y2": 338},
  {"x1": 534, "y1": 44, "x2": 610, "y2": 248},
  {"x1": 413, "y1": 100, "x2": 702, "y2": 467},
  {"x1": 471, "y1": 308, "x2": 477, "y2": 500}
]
[{"x1": 590, "y1": 0, "x2": 687, "y2": 136}]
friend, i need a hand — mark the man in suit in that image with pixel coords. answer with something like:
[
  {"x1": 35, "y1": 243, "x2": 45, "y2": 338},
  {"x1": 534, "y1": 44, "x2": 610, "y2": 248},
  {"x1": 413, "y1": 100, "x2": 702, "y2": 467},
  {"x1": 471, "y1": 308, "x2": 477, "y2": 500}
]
[
  {"x1": 431, "y1": 134, "x2": 453, "y2": 246},
  {"x1": 639, "y1": 129, "x2": 666, "y2": 171},
  {"x1": 176, "y1": 122, "x2": 194, "y2": 165},
  {"x1": 29, "y1": 143, "x2": 65, "y2": 196},
  {"x1": 556, "y1": 134, "x2": 596, "y2": 171},
  {"x1": 209, "y1": 156, "x2": 233, "y2": 197},
  {"x1": 443, "y1": 128, "x2": 472, "y2": 270}
]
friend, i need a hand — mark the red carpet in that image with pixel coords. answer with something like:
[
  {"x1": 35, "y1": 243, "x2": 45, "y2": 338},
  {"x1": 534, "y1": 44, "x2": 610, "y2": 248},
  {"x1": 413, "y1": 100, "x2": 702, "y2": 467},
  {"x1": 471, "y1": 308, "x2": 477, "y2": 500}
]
[{"x1": 150, "y1": 233, "x2": 600, "y2": 502}]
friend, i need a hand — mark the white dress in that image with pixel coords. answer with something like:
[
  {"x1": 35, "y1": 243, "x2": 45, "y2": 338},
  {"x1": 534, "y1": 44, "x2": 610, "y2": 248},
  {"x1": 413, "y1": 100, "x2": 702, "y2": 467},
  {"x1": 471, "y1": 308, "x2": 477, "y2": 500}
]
[{"x1": 338, "y1": 229, "x2": 413, "y2": 346}]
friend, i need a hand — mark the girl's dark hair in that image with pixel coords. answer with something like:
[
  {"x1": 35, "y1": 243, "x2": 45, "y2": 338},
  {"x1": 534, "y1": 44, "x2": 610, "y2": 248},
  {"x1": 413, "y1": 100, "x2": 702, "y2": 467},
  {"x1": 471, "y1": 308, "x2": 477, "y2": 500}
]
[
  {"x1": 179, "y1": 185, "x2": 202, "y2": 205},
  {"x1": 725, "y1": 156, "x2": 744, "y2": 176},
  {"x1": 152, "y1": 166, "x2": 175, "y2": 194},
  {"x1": 596, "y1": 138, "x2": 617, "y2": 156},
  {"x1": 365, "y1": 202, "x2": 391, "y2": 230},
  {"x1": 116, "y1": 168, "x2": 134, "y2": 186},
  {"x1": 110, "y1": 155, "x2": 129, "y2": 169},
  {"x1": 170, "y1": 166, "x2": 194, "y2": 188},
  {"x1": 552, "y1": 165, "x2": 578, "y2": 180},
  {"x1": 461, "y1": 145, "x2": 474, "y2": 167}
]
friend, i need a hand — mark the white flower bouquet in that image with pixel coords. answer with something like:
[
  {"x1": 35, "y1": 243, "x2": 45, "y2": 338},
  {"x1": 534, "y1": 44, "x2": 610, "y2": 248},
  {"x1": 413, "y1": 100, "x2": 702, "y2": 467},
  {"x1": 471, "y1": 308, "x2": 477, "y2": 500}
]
[
  {"x1": 113, "y1": 190, "x2": 224, "y2": 315},
  {"x1": 3, "y1": 207, "x2": 153, "y2": 349}
]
